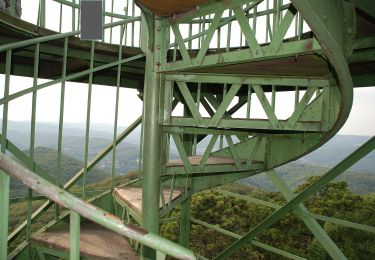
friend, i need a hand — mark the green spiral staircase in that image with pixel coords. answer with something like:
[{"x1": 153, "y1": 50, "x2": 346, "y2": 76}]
[{"x1": 0, "y1": 0, "x2": 375, "y2": 259}]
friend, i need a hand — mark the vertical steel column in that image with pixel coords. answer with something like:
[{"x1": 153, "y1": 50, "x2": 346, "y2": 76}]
[
  {"x1": 111, "y1": 25, "x2": 125, "y2": 190},
  {"x1": 9, "y1": 0, "x2": 16, "y2": 16},
  {"x1": 38, "y1": 0, "x2": 46, "y2": 27},
  {"x1": 0, "y1": 50, "x2": 11, "y2": 259},
  {"x1": 56, "y1": 37, "x2": 68, "y2": 218},
  {"x1": 141, "y1": 16, "x2": 162, "y2": 260},
  {"x1": 70, "y1": 211, "x2": 80, "y2": 260},
  {"x1": 179, "y1": 196, "x2": 192, "y2": 248},
  {"x1": 82, "y1": 41, "x2": 95, "y2": 200},
  {"x1": 179, "y1": 88, "x2": 194, "y2": 248},
  {"x1": 27, "y1": 43, "x2": 40, "y2": 256}
]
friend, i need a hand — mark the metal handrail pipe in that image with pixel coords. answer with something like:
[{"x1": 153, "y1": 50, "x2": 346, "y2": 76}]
[{"x1": 0, "y1": 153, "x2": 196, "y2": 260}]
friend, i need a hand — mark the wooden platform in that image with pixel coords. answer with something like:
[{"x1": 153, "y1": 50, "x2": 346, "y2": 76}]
[
  {"x1": 32, "y1": 222, "x2": 139, "y2": 260},
  {"x1": 166, "y1": 156, "x2": 244, "y2": 167},
  {"x1": 113, "y1": 187, "x2": 181, "y2": 216}
]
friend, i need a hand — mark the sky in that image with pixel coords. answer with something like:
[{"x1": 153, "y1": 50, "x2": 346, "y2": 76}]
[{"x1": 1, "y1": 0, "x2": 374, "y2": 136}]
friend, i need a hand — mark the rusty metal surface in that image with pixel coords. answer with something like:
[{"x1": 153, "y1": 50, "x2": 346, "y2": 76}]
[{"x1": 136, "y1": 0, "x2": 211, "y2": 16}]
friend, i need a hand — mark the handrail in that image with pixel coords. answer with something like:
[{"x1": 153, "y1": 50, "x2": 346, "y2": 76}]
[
  {"x1": 0, "y1": 17, "x2": 141, "y2": 52},
  {"x1": 0, "y1": 153, "x2": 196, "y2": 260},
  {"x1": 52, "y1": 0, "x2": 130, "y2": 19}
]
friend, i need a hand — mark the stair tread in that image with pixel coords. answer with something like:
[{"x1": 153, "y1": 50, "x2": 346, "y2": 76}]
[
  {"x1": 113, "y1": 187, "x2": 181, "y2": 215},
  {"x1": 166, "y1": 155, "x2": 263, "y2": 167},
  {"x1": 32, "y1": 222, "x2": 139, "y2": 260},
  {"x1": 192, "y1": 54, "x2": 330, "y2": 77}
]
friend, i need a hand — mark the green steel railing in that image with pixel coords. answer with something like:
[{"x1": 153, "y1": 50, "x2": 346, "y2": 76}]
[
  {"x1": 1, "y1": 0, "x2": 373, "y2": 259},
  {"x1": 36, "y1": 0, "x2": 140, "y2": 45},
  {"x1": 0, "y1": 152, "x2": 196, "y2": 260},
  {"x1": 3, "y1": 0, "x2": 140, "y2": 45},
  {"x1": 0, "y1": 11, "x2": 144, "y2": 258}
]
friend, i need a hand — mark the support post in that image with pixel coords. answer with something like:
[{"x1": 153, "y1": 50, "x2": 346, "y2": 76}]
[
  {"x1": 0, "y1": 50, "x2": 11, "y2": 259},
  {"x1": 179, "y1": 102, "x2": 194, "y2": 247},
  {"x1": 179, "y1": 197, "x2": 192, "y2": 247},
  {"x1": 70, "y1": 211, "x2": 80, "y2": 260},
  {"x1": 141, "y1": 16, "x2": 162, "y2": 260}
]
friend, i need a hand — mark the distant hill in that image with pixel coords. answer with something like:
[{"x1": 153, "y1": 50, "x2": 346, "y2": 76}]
[
  {"x1": 3, "y1": 120, "x2": 141, "y2": 173},
  {"x1": 3, "y1": 120, "x2": 374, "y2": 195},
  {"x1": 298, "y1": 135, "x2": 375, "y2": 174},
  {"x1": 241, "y1": 134, "x2": 375, "y2": 194},
  {"x1": 10, "y1": 147, "x2": 110, "y2": 197},
  {"x1": 240, "y1": 162, "x2": 375, "y2": 195}
]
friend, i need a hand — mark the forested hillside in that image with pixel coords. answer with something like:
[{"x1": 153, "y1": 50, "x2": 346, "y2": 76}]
[
  {"x1": 161, "y1": 180, "x2": 375, "y2": 259},
  {"x1": 10, "y1": 147, "x2": 110, "y2": 197}
]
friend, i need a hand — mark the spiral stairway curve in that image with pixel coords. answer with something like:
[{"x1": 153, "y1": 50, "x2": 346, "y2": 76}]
[{"x1": 0, "y1": 0, "x2": 374, "y2": 259}]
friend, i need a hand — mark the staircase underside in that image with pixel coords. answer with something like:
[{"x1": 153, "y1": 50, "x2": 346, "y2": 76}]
[
  {"x1": 1, "y1": 10, "x2": 374, "y2": 90},
  {"x1": 0, "y1": 11, "x2": 145, "y2": 89},
  {"x1": 32, "y1": 222, "x2": 139, "y2": 259}
]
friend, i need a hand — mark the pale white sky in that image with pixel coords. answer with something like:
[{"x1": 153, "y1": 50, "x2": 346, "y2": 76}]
[{"x1": 1, "y1": 1, "x2": 373, "y2": 136}]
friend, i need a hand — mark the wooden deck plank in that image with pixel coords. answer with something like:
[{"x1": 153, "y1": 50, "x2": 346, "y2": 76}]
[
  {"x1": 32, "y1": 222, "x2": 139, "y2": 260},
  {"x1": 113, "y1": 187, "x2": 181, "y2": 215}
]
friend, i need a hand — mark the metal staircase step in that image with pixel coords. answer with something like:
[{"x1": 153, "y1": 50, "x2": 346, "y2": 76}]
[
  {"x1": 163, "y1": 156, "x2": 265, "y2": 175},
  {"x1": 32, "y1": 222, "x2": 139, "y2": 259},
  {"x1": 167, "y1": 155, "x2": 261, "y2": 166},
  {"x1": 113, "y1": 187, "x2": 181, "y2": 218}
]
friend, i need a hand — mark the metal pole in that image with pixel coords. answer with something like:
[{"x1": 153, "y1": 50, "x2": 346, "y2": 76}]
[
  {"x1": 0, "y1": 50, "x2": 11, "y2": 259},
  {"x1": 70, "y1": 211, "x2": 80, "y2": 260},
  {"x1": 141, "y1": 16, "x2": 162, "y2": 260},
  {"x1": 179, "y1": 98, "x2": 194, "y2": 248},
  {"x1": 0, "y1": 153, "x2": 196, "y2": 260}
]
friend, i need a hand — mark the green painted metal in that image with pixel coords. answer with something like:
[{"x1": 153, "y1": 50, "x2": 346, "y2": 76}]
[
  {"x1": 7, "y1": 116, "x2": 141, "y2": 249},
  {"x1": 1, "y1": 0, "x2": 375, "y2": 259},
  {"x1": 70, "y1": 211, "x2": 80, "y2": 260},
  {"x1": 82, "y1": 41, "x2": 95, "y2": 200},
  {"x1": 0, "y1": 49, "x2": 11, "y2": 260},
  {"x1": 0, "y1": 153, "x2": 196, "y2": 260},
  {"x1": 141, "y1": 17, "x2": 163, "y2": 259},
  {"x1": 111, "y1": 25, "x2": 125, "y2": 190},
  {"x1": 0, "y1": 53, "x2": 145, "y2": 106},
  {"x1": 55, "y1": 37, "x2": 68, "y2": 219}
]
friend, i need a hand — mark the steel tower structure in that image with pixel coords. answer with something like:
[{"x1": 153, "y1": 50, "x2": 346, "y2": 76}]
[{"x1": 0, "y1": 0, "x2": 374, "y2": 259}]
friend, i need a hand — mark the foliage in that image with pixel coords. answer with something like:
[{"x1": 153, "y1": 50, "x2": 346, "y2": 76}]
[{"x1": 161, "y1": 179, "x2": 375, "y2": 259}]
